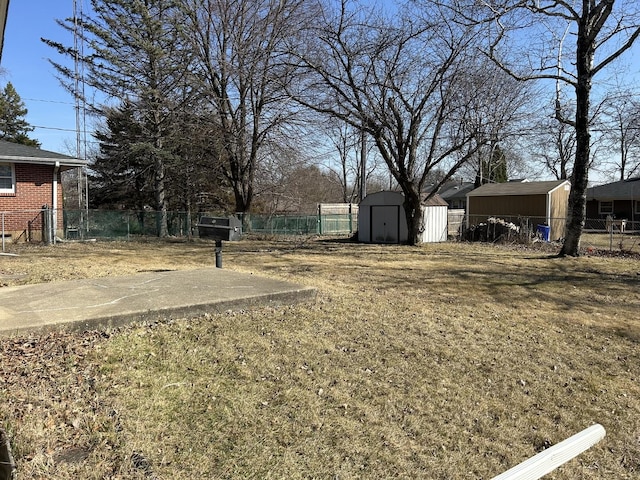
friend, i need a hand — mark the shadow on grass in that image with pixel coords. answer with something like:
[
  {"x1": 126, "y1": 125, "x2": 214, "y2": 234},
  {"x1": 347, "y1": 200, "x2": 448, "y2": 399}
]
[{"x1": 250, "y1": 242, "x2": 640, "y2": 341}]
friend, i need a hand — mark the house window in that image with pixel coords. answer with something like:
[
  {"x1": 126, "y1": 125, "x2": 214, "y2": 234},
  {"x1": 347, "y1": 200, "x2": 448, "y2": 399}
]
[
  {"x1": 0, "y1": 163, "x2": 15, "y2": 194},
  {"x1": 636, "y1": 200, "x2": 640, "y2": 215},
  {"x1": 599, "y1": 200, "x2": 613, "y2": 215}
]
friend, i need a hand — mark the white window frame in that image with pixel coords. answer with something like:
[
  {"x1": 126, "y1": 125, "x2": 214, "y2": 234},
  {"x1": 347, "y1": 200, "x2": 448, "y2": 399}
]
[
  {"x1": 0, "y1": 163, "x2": 15, "y2": 194},
  {"x1": 599, "y1": 200, "x2": 613, "y2": 215}
]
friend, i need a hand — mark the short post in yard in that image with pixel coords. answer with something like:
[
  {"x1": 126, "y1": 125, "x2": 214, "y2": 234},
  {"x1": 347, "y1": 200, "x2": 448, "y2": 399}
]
[
  {"x1": 215, "y1": 239, "x2": 222, "y2": 268},
  {"x1": 0, "y1": 427, "x2": 16, "y2": 480}
]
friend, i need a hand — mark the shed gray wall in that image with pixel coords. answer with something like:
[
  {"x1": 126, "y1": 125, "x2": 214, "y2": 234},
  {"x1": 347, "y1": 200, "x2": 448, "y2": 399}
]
[{"x1": 358, "y1": 206, "x2": 372, "y2": 242}]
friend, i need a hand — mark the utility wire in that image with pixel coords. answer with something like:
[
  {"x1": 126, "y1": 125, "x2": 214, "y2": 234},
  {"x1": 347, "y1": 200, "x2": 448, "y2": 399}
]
[{"x1": 24, "y1": 98, "x2": 75, "y2": 105}]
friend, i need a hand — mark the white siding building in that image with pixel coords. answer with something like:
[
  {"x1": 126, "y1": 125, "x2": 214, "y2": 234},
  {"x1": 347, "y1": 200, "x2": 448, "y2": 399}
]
[{"x1": 358, "y1": 191, "x2": 448, "y2": 244}]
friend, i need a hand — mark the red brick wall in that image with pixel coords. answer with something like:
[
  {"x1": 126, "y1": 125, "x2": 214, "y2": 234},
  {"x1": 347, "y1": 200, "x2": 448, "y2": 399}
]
[{"x1": 0, "y1": 163, "x2": 64, "y2": 240}]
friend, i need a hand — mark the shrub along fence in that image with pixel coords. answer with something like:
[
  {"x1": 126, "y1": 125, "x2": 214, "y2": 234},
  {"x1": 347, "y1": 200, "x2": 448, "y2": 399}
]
[{"x1": 461, "y1": 214, "x2": 640, "y2": 253}]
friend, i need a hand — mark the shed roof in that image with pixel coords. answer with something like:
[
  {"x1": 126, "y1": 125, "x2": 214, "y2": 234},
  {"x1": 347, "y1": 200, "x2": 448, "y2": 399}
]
[
  {"x1": 421, "y1": 193, "x2": 449, "y2": 206},
  {"x1": 467, "y1": 180, "x2": 569, "y2": 197},
  {"x1": 360, "y1": 190, "x2": 404, "y2": 206},
  {"x1": 0, "y1": 140, "x2": 86, "y2": 170},
  {"x1": 437, "y1": 182, "x2": 475, "y2": 201},
  {"x1": 586, "y1": 177, "x2": 640, "y2": 200}
]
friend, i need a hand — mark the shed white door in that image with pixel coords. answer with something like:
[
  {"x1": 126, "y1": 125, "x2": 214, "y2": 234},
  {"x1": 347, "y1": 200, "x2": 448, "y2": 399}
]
[{"x1": 371, "y1": 206, "x2": 400, "y2": 243}]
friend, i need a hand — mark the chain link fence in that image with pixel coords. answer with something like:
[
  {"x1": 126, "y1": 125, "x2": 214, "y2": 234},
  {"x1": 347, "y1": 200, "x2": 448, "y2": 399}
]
[
  {"x1": 0, "y1": 209, "x2": 358, "y2": 244},
  {"x1": 2, "y1": 207, "x2": 638, "y2": 254},
  {"x1": 1, "y1": 209, "x2": 48, "y2": 246},
  {"x1": 62, "y1": 210, "x2": 194, "y2": 240},
  {"x1": 460, "y1": 214, "x2": 640, "y2": 254}
]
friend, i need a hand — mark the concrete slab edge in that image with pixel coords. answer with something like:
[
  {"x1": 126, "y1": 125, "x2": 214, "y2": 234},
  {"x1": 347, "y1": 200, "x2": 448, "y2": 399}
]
[{"x1": 0, "y1": 286, "x2": 317, "y2": 337}]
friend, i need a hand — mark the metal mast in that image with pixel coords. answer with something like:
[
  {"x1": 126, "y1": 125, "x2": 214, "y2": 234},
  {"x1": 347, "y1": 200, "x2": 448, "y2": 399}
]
[{"x1": 73, "y1": 0, "x2": 88, "y2": 231}]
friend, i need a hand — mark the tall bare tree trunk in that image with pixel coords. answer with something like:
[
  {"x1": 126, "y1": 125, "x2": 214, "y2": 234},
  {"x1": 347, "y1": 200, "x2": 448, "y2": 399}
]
[
  {"x1": 403, "y1": 191, "x2": 424, "y2": 245},
  {"x1": 559, "y1": 8, "x2": 594, "y2": 257}
]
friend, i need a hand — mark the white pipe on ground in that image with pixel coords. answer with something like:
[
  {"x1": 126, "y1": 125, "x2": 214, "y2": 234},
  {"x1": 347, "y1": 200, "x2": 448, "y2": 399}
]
[{"x1": 492, "y1": 424, "x2": 606, "y2": 480}]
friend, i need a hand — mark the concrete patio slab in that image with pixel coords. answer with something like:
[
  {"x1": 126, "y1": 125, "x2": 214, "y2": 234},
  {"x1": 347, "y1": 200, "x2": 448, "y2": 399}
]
[{"x1": 0, "y1": 268, "x2": 316, "y2": 336}]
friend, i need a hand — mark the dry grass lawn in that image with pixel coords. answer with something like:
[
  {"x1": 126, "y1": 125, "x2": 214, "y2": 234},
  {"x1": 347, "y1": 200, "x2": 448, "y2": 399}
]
[
  {"x1": 0, "y1": 237, "x2": 639, "y2": 479},
  {"x1": 581, "y1": 232, "x2": 640, "y2": 254}
]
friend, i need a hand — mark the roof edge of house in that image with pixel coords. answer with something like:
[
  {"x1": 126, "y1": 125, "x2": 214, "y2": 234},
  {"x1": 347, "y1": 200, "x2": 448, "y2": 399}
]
[{"x1": 1, "y1": 155, "x2": 86, "y2": 168}]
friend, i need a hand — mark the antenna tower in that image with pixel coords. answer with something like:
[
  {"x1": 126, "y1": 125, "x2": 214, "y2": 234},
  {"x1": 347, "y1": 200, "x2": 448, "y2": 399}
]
[{"x1": 73, "y1": 0, "x2": 88, "y2": 229}]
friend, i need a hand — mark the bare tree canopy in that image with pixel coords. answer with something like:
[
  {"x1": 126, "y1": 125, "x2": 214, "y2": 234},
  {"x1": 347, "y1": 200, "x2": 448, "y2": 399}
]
[
  {"x1": 180, "y1": 0, "x2": 319, "y2": 215},
  {"x1": 463, "y1": 0, "x2": 640, "y2": 256},
  {"x1": 599, "y1": 89, "x2": 640, "y2": 181},
  {"x1": 288, "y1": 0, "x2": 527, "y2": 244},
  {"x1": 45, "y1": 0, "x2": 322, "y2": 224}
]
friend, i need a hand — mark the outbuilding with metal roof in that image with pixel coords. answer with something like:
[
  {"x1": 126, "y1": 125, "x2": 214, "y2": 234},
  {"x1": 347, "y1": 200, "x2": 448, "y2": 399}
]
[{"x1": 358, "y1": 190, "x2": 449, "y2": 244}]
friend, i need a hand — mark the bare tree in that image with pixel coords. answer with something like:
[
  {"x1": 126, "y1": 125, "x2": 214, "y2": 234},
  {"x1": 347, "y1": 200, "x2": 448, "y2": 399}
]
[
  {"x1": 474, "y1": 0, "x2": 640, "y2": 255},
  {"x1": 532, "y1": 102, "x2": 577, "y2": 180},
  {"x1": 320, "y1": 118, "x2": 384, "y2": 204},
  {"x1": 600, "y1": 90, "x2": 640, "y2": 180},
  {"x1": 456, "y1": 56, "x2": 534, "y2": 185},
  {"x1": 288, "y1": 0, "x2": 520, "y2": 245},
  {"x1": 251, "y1": 141, "x2": 308, "y2": 214},
  {"x1": 323, "y1": 120, "x2": 361, "y2": 204},
  {"x1": 181, "y1": 0, "x2": 317, "y2": 217}
]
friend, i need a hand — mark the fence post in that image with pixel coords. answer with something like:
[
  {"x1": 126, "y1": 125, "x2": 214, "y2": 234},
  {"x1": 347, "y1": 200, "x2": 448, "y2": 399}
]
[
  {"x1": 42, "y1": 205, "x2": 52, "y2": 245},
  {"x1": 349, "y1": 203, "x2": 354, "y2": 233},
  {"x1": 1, "y1": 212, "x2": 4, "y2": 252}
]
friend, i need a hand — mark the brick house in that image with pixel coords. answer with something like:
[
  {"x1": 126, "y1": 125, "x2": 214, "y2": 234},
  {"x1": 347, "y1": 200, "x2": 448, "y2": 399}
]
[{"x1": 0, "y1": 140, "x2": 85, "y2": 242}]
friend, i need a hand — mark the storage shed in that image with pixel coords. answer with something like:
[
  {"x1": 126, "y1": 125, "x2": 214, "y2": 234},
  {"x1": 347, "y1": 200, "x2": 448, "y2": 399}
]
[
  {"x1": 358, "y1": 191, "x2": 449, "y2": 244},
  {"x1": 466, "y1": 180, "x2": 571, "y2": 241}
]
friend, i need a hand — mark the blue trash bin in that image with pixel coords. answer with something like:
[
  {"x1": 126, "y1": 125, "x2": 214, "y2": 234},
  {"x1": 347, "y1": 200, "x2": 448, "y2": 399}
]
[{"x1": 536, "y1": 224, "x2": 550, "y2": 242}]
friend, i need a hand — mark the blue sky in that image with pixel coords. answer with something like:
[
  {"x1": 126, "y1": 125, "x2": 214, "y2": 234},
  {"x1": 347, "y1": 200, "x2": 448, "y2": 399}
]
[
  {"x1": 2, "y1": 1, "x2": 80, "y2": 155},
  {"x1": 1, "y1": 0, "x2": 640, "y2": 182}
]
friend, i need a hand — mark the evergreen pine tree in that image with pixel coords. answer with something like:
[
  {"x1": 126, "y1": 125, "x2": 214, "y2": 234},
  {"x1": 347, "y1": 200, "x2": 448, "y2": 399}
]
[{"x1": 0, "y1": 82, "x2": 40, "y2": 147}]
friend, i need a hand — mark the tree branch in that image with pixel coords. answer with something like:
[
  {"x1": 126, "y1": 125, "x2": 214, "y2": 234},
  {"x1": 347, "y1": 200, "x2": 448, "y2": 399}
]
[{"x1": 593, "y1": 25, "x2": 640, "y2": 75}]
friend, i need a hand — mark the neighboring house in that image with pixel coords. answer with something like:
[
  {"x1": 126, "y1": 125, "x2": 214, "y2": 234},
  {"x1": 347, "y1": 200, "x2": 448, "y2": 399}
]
[
  {"x1": 467, "y1": 179, "x2": 571, "y2": 241},
  {"x1": 358, "y1": 190, "x2": 448, "y2": 244},
  {"x1": 586, "y1": 177, "x2": 640, "y2": 229},
  {"x1": 435, "y1": 181, "x2": 475, "y2": 210},
  {"x1": 0, "y1": 140, "x2": 85, "y2": 242}
]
